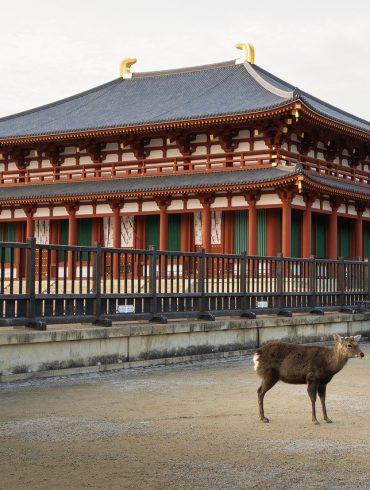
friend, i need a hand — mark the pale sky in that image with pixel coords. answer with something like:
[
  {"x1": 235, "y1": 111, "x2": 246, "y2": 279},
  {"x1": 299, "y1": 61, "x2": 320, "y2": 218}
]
[{"x1": 1, "y1": 0, "x2": 369, "y2": 121}]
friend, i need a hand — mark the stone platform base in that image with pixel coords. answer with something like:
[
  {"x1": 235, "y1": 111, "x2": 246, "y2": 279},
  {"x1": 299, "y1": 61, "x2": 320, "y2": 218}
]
[{"x1": 1, "y1": 313, "x2": 369, "y2": 382}]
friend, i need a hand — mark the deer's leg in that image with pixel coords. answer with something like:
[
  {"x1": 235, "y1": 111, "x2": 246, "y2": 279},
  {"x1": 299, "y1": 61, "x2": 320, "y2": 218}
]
[
  {"x1": 257, "y1": 373, "x2": 278, "y2": 423},
  {"x1": 318, "y1": 384, "x2": 332, "y2": 423},
  {"x1": 307, "y1": 380, "x2": 319, "y2": 425}
]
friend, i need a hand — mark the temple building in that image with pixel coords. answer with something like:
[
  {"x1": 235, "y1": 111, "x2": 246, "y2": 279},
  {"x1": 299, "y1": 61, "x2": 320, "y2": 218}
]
[{"x1": 0, "y1": 43, "x2": 369, "y2": 261}]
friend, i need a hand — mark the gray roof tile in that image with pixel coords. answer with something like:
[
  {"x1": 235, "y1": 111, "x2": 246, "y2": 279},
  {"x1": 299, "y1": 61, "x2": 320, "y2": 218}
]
[
  {"x1": 0, "y1": 60, "x2": 368, "y2": 139},
  {"x1": 0, "y1": 167, "x2": 297, "y2": 202}
]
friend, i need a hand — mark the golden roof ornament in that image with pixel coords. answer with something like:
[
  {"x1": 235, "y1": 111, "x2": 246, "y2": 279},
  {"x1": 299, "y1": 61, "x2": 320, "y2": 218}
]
[
  {"x1": 235, "y1": 43, "x2": 255, "y2": 64},
  {"x1": 120, "y1": 58, "x2": 137, "y2": 79}
]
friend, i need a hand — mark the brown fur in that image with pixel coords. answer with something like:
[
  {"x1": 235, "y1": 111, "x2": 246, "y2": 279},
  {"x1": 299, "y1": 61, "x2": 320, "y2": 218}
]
[{"x1": 254, "y1": 334, "x2": 364, "y2": 424}]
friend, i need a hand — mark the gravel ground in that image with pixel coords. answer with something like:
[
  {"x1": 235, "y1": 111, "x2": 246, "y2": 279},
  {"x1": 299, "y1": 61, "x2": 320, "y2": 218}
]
[{"x1": 0, "y1": 344, "x2": 369, "y2": 489}]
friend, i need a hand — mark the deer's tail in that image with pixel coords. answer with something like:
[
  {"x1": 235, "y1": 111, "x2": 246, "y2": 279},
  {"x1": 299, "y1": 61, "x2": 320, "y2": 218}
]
[{"x1": 253, "y1": 352, "x2": 260, "y2": 372}]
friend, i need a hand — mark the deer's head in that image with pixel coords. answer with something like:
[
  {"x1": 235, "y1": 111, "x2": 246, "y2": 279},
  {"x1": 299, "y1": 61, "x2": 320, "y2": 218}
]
[{"x1": 333, "y1": 334, "x2": 364, "y2": 358}]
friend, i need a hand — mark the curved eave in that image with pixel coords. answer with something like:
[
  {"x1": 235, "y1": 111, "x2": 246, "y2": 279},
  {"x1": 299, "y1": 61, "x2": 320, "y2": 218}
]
[
  {"x1": 0, "y1": 103, "x2": 297, "y2": 146},
  {"x1": 298, "y1": 101, "x2": 370, "y2": 142},
  {"x1": 0, "y1": 173, "x2": 299, "y2": 206},
  {"x1": 302, "y1": 175, "x2": 370, "y2": 202}
]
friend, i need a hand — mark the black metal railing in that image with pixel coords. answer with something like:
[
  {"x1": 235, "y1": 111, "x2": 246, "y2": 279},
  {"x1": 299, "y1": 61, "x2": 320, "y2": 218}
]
[{"x1": 0, "y1": 238, "x2": 369, "y2": 329}]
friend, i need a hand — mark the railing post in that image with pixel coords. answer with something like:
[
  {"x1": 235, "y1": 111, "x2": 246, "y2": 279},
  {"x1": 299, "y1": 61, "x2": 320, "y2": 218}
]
[
  {"x1": 276, "y1": 253, "x2": 292, "y2": 317},
  {"x1": 26, "y1": 237, "x2": 46, "y2": 330},
  {"x1": 198, "y1": 248, "x2": 215, "y2": 321},
  {"x1": 93, "y1": 241, "x2": 111, "y2": 327},
  {"x1": 309, "y1": 255, "x2": 319, "y2": 313},
  {"x1": 240, "y1": 251, "x2": 256, "y2": 319},
  {"x1": 338, "y1": 256, "x2": 346, "y2": 309},
  {"x1": 149, "y1": 245, "x2": 167, "y2": 324}
]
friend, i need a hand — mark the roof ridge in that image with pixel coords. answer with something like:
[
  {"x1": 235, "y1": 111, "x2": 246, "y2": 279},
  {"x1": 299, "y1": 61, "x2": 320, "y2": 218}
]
[
  {"x1": 242, "y1": 63, "x2": 293, "y2": 99},
  {"x1": 132, "y1": 59, "x2": 237, "y2": 78}
]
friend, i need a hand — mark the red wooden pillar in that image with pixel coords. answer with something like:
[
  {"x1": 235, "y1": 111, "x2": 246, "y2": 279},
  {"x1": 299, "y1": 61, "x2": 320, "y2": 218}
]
[
  {"x1": 24, "y1": 206, "x2": 36, "y2": 239},
  {"x1": 302, "y1": 194, "x2": 315, "y2": 258},
  {"x1": 109, "y1": 201, "x2": 123, "y2": 279},
  {"x1": 244, "y1": 191, "x2": 261, "y2": 255},
  {"x1": 355, "y1": 203, "x2": 365, "y2": 260},
  {"x1": 278, "y1": 190, "x2": 294, "y2": 258},
  {"x1": 328, "y1": 199, "x2": 340, "y2": 260},
  {"x1": 155, "y1": 197, "x2": 172, "y2": 278},
  {"x1": 155, "y1": 197, "x2": 171, "y2": 252},
  {"x1": 222, "y1": 211, "x2": 234, "y2": 254},
  {"x1": 199, "y1": 194, "x2": 215, "y2": 253},
  {"x1": 66, "y1": 204, "x2": 79, "y2": 280}
]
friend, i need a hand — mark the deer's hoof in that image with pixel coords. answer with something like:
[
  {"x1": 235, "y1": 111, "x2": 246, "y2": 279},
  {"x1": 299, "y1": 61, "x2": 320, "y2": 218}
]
[
  {"x1": 313, "y1": 419, "x2": 320, "y2": 425},
  {"x1": 325, "y1": 418, "x2": 333, "y2": 424},
  {"x1": 260, "y1": 417, "x2": 269, "y2": 423}
]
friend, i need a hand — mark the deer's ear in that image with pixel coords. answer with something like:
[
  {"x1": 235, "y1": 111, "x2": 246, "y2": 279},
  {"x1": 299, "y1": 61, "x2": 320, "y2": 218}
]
[
  {"x1": 333, "y1": 334, "x2": 343, "y2": 342},
  {"x1": 353, "y1": 334, "x2": 362, "y2": 343}
]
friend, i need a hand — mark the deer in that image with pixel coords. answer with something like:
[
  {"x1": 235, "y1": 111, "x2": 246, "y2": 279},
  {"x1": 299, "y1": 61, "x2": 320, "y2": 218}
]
[{"x1": 253, "y1": 334, "x2": 364, "y2": 424}]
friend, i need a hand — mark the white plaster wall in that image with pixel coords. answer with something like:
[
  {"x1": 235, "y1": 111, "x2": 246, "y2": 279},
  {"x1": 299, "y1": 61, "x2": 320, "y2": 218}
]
[
  {"x1": 338, "y1": 204, "x2": 346, "y2": 214},
  {"x1": 0, "y1": 210, "x2": 12, "y2": 219},
  {"x1": 231, "y1": 196, "x2": 246, "y2": 207},
  {"x1": 211, "y1": 197, "x2": 228, "y2": 208},
  {"x1": 28, "y1": 160, "x2": 39, "y2": 169},
  {"x1": 76, "y1": 205, "x2": 94, "y2": 216},
  {"x1": 347, "y1": 205, "x2": 357, "y2": 216},
  {"x1": 167, "y1": 200, "x2": 184, "y2": 211},
  {"x1": 34, "y1": 208, "x2": 50, "y2": 218},
  {"x1": 104, "y1": 153, "x2": 119, "y2": 163},
  {"x1": 123, "y1": 202, "x2": 139, "y2": 213},
  {"x1": 292, "y1": 195, "x2": 305, "y2": 207},
  {"x1": 148, "y1": 138, "x2": 163, "y2": 147},
  {"x1": 14, "y1": 209, "x2": 26, "y2": 218},
  {"x1": 311, "y1": 201, "x2": 321, "y2": 210},
  {"x1": 253, "y1": 140, "x2": 267, "y2": 151},
  {"x1": 194, "y1": 134, "x2": 207, "y2": 143},
  {"x1": 192, "y1": 145, "x2": 207, "y2": 155},
  {"x1": 79, "y1": 156, "x2": 93, "y2": 164},
  {"x1": 96, "y1": 204, "x2": 112, "y2": 214},
  {"x1": 322, "y1": 200, "x2": 331, "y2": 211},
  {"x1": 148, "y1": 150, "x2": 163, "y2": 159},
  {"x1": 210, "y1": 144, "x2": 223, "y2": 153},
  {"x1": 237, "y1": 129, "x2": 250, "y2": 139},
  {"x1": 258, "y1": 194, "x2": 281, "y2": 206},
  {"x1": 63, "y1": 157, "x2": 76, "y2": 165},
  {"x1": 166, "y1": 148, "x2": 182, "y2": 158},
  {"x1": 52, "y1": 207, "x2": 68, "y2": 217},
  {"x1": 237, "y1": 142, "x2": 250, "y2": 151},
  {"x1": 142, "y1": 201, "x2": 159, "y2": 212},
  {"x1": 121, "y1": 152, "x2": 136, "y2": 161},
  {"x1": 187, "y1": 198, "x2": 202, "y2": 210}
]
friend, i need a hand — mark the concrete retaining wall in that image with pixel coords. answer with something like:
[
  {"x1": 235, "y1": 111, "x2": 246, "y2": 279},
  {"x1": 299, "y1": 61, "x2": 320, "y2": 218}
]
[{"x1": 1, "y1": 313, "x2": 369, "y2": 381}]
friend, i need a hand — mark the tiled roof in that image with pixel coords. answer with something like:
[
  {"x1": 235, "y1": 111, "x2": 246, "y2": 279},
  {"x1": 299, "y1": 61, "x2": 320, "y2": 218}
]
[
  {"x1": 0, "y1": 167, "x2": 298, "y2": 202},
  {"x1": 253, "y1": 65, "x2": 370, "y2": 133},
  {"x1": 0, "y1": 59, "x2": 368, "y2": 139},
  {"x1": 0, "y1": 62, "x2": 289, "y2": 139},
  {"x1": 305, "y1": 173, "x2": 370, "y2": 197}
]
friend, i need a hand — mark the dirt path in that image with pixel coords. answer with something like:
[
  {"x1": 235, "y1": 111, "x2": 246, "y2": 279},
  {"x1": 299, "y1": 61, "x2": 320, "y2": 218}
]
[{"x1": 0, "y1": 344, "x2": 369, "y2": 489}]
